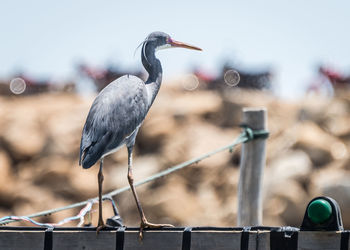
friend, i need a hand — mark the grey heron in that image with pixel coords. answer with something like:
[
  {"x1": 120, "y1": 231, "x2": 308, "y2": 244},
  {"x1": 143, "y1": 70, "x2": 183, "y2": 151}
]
[{"x1": 79, "y1": 31, "x2": 201, "y2": 237}]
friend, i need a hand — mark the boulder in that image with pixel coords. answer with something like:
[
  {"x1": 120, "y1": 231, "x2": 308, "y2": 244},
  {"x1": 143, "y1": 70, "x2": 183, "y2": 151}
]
[
  {"x1": 325, "y1": 116, "x2": 350, "y2": 137},
  {"x1": 0, "y1": 150, "x2": 16, "y2": 209},
  {"x1": 137, "y1": 115, "x2": 177, "y2": 154},
  {"x1": 266, "y1": 150, "x2": 312, "y2": 184},
  {"x1": 293, "y1": 122, "x2": 348, "y2": 166},
  {"x1": 1, "y1": 113, "x2": 46, "y2": 159},
  {"x1": 0, "y1": 150, "x2": 12, "y2": 187},
  {"x1": 264, "y1": 180, "x2": 309, "y2": 227}
]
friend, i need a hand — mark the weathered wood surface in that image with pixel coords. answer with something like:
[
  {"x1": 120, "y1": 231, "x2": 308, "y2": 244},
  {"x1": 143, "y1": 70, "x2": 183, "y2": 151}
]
[
  {"x1": 298, "y1": 231, "x2": 342, "y2": 250},
  {"x1": 238, "y1": 108, "x2": 267, "y2": 226},
  {"x1": 190, "y1": 231, "x2": 241, "y2": 250},
  {"x1": 0, "y1": 229, "x2": 348, "y2": 250},
  {"x1": 0, "y1": 231, "x2": 44, "y2": 250}
]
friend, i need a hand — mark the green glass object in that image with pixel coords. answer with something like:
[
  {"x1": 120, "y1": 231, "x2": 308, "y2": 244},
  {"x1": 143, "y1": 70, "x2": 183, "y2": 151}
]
[{"x1": 307, "y1": 199, "x2": 332, "y2": 224}]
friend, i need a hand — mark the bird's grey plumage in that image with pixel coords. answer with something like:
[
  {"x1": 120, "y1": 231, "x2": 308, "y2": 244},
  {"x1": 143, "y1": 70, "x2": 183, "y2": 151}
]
[
  {"x1": 79, "y1": 32, "x2": 169, "y2": 169},
  {"x1": 79, "y1": 75, "x2": 149, "y2": 169}
]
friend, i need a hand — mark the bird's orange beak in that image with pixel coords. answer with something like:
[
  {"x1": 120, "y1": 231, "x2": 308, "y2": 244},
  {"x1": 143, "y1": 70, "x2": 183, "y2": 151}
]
[{"x1": 169, "y1": 38, "x2": 202, "y2": 51}]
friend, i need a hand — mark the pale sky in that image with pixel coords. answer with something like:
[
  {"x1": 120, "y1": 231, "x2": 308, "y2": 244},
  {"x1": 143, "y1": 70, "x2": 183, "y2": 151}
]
[{"x1": 1, "y1": 0, "x2": 349, "y2": 98}]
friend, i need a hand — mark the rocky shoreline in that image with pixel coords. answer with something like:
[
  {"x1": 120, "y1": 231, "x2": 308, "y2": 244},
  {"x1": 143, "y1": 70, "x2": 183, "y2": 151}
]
[{"x1": 0, "y1": 86, "x2": 349, "y2": 228}]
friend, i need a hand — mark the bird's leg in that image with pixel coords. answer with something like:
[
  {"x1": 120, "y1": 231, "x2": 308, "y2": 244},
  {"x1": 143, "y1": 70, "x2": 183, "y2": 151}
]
[
  {"x1": 127, "y1": 146, "x2": 174, "y2": 240},
  {"x1": 96, "y1": 158, "x2": 105, "y2": 233}
]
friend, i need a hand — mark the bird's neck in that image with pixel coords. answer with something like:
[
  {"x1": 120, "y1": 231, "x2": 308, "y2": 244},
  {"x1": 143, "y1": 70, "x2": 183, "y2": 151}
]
[{"x1": 142, "y1": 47, "x2": 163, "y2": 108}]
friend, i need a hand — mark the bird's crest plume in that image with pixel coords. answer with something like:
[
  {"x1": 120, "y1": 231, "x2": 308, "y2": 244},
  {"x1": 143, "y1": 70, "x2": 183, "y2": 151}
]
[{"x1": 133, "y1": 36, "x2": 157, "y2": 58}]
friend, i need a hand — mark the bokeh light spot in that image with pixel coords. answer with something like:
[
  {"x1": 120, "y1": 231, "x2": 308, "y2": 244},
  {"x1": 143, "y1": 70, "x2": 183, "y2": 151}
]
[
  {"x1": 10, "y1": 78, "x2": 26, "y2": 94},
  {"x1": 181, "y1": 74, "x2": 199, "y2": 91},
  {"x1": 224, "y1": 69, "x2": 240, "y2": 87}
]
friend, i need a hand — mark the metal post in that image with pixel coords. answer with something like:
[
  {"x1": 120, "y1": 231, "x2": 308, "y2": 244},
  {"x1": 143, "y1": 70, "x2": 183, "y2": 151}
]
[{"x1": 237, "y1": 108, "x2": 267, "y2": 226}]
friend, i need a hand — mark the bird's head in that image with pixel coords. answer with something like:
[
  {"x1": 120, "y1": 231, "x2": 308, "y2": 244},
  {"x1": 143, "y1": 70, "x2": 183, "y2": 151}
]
[
  {"x1": 142, "y1": 31, "x2": 202, "y2": 53},
  {"x1": 139, "y1": 32, "x2": 202, "y2": 74}
]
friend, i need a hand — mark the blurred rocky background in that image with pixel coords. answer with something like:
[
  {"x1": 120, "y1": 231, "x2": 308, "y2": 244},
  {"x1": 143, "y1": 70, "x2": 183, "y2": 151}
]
[{"x1": 0, "y1": 75, "x2": 350, "y2": 229}]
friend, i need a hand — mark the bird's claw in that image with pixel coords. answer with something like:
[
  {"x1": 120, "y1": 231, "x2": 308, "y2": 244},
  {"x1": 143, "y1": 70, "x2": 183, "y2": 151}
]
[
  {"x1": 96, "y1": 223, "x2": 106, "y2": 234},
  {"x1": 139, "y1": 220, "x2": 175, "y2": 240}
]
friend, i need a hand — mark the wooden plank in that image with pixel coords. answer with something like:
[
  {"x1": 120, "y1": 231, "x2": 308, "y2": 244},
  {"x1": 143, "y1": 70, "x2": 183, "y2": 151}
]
[
  {"x1": 0, "y1": 229, "x2": 348, "y2": 249},
  {"x1": 237, "y1": 108, "x2": 267, "y2": 226},
  {"x1": 53, "y1": 231, "x2": 116, "y2": 250},
  {"x1": 190, "y1": 231, "x2": 241, "y2": 250},
  {"x1": 248, "y1": 231, "x2": 270, "y2": 250},
  {"x1": 124, "y1": 230, "x2": 183, "y2": 250},
  {"x1": 298, "y1": 231, "x2": 341, "y2": 250},
  {"x1": 54, "y1": 230, "x2": 184, "y2": 250},
  {"x1": 0, "y1": 231, "x2": 44, "y2": 250}
]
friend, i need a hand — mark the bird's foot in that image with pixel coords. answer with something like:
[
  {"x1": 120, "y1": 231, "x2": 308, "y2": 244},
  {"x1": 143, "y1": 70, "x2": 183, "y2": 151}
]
[
  {"x1": 139, "y1": 220, "x2": 174, "y2": 240},
  {"x1": 96, "y1": 221, "x2": 106, "y2": 234}
]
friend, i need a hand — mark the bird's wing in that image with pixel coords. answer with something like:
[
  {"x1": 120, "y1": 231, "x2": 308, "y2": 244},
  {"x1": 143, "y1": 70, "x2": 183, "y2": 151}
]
[{"x1": 79, "y1": 75, "x2": 148, "y2": 168}]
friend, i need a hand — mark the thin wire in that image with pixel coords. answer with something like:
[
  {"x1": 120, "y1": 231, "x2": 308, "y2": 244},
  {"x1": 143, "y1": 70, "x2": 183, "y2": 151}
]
[
  {"x1": 0, "y1": 128, "x2": 267, "y2": 226},
  {"x1": 0, "y1": 198, "x2": 119, "y2": 227},
  {"x1": 0, "y1": 201, "x2": 94, "y2": 228}
]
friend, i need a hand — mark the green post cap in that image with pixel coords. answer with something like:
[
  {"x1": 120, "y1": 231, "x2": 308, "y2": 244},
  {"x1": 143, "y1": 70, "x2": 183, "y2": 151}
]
[{"x1": 307, "y1": 199, "x2": 332, "y2": 224}]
